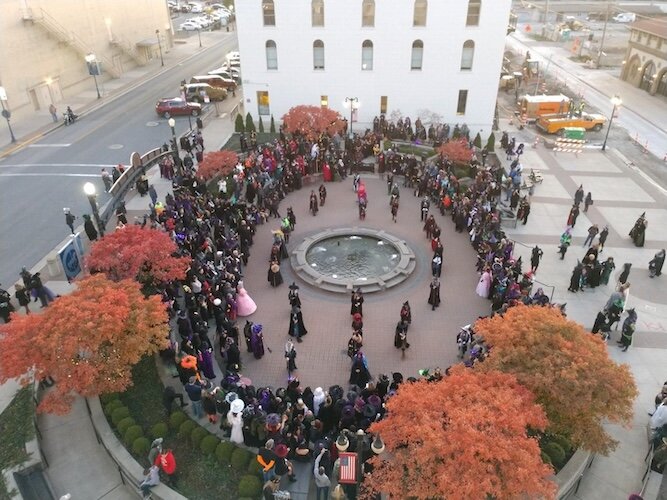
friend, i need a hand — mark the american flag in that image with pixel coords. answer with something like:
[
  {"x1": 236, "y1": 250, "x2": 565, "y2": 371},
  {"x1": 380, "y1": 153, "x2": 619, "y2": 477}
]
[{"x1": 339, "y1": 452, "x2": 357, "y2": 484}]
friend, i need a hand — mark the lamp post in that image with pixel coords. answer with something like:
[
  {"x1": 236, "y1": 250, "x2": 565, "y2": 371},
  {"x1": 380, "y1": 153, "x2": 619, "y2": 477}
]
[
  {"x1": 602, "y1": 94, "x2": 621, "y2": 152},
  {"x1": 156, "y1": 29, "x2": 164, "y2": 66},
  {"x1": 83, "y1": 182, "x2": 105, "y2": 237},
  {"x1": 84, "y1": 53, "x2": 101, "y2": 99},
  {"x1": 168, "y1": 117, "x2": 182, "y2": 172},
  {"x1": 0, "y1": 87, "x2": 17, "y2": 143},
  {"x1": 344, "y1": 97, "x2": 358, "y2": 138},
  {"x1": 197, "y1": 28, "x2": 202, "y2": 48}
]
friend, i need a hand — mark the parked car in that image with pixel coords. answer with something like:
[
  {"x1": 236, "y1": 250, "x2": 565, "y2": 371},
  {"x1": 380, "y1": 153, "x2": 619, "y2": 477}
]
[
  {"x1": 179, "y1": 21, "x2": 201, "y2": 31},
  {"x1": 155, "y1": 98, "x2": 202, "y2": 118},
  {"x1": 536, "y1": 112, "x2": 606, "y2": 134},
  {"x1": 188, "y1": 3, "x2": 203, "y2": 13},
  {"x1": 183, "y1": 83, "x2": 228, "y2": 102},
  {"x1": 613, "y1": 12, "x2": 636, "y2": 22},
  {"x1": 208, "y1": 66, "x2": 240, "y2": 83},
  {"x1": 190, "y1": 75, "x2": 236, "y2": 91}
]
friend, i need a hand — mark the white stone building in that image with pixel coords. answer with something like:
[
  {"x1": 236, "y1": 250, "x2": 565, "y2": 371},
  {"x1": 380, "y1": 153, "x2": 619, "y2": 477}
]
[{"x1": 235, "y1": 0, "x2": 512, "y2": 134}]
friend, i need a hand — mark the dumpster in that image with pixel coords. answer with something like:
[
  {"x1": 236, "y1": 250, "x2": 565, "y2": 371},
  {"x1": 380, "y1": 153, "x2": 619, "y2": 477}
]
[{"x1": 562, "y1": 127, "x2": 585, "y2": 140}]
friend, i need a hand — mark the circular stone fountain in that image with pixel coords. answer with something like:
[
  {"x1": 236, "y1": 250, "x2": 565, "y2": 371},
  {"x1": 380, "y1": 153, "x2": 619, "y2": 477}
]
[{"x1": 290, "y1": 227, "x2": 416, "y2": 293}]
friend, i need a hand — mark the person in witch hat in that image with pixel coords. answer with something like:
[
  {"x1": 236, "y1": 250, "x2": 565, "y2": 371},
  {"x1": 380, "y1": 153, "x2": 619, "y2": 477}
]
[
  {"x1": 288, "y1": 282, "x2": 301, "y2": 307},
  {"x1": 629, "y1": 212, "x2": 648, "y2": 247},
  {"x1": 618, "y1": 308, "x2": 637, "y2": 351},
  {"x1": 288, "y1": 305, "x2": 308, "y2": 342}
]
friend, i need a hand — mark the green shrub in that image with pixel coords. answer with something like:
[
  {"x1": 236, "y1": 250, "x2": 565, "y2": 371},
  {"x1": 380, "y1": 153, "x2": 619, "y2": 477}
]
[
  {"x1": 486, "y1": 132, "x2": 496, "y2": 151},
  {"x1": 117, "y1": 417, "x2": 136, "y2": 436},
  {"x1": 543, "y1": 442, "x2": 566, "y2": 468},
  {"x1": 191, "y1": 426, "x2": 208, "y2": 448},
  {"x1": 270, "y1": 115, "x2": 276, "y2": 134},
  {"x1": 100, "y1": 393, "x2": 120, "y2": 405},
  {"x1": 235, "y1": 114, "x2": 245, "y2": 133},
  {"x1": 541, "y1": 451, "x2": 552, "y2": 465},
  {"x1": 111, "y1": 406, "x2": 130, "y2": 426},
  {"x1": 247, "y1": 458, "x2": 263, "y2": 476},
  {"x1": 551, "y1": 435, "x2": 573, "y2": 454},
  {"x1": 245, "y1": 112, "x2": 256, "y2": 133},
  {"x1": 237, "y1": 474, "x2": 262, "y2": 497},
  {"x1": 231, "y1": 447, "x2": 252, "y2": 470},
  {"x1": 473, "y1": 132, "x2": 482, "y2": 149},
  {"x1": 216, "y1": 441, "x2": 236, "y2": 464},
  {"x1": 200, "y1": 435, "x2": 219, "y2": 455},
  {"x1": 151, "y1": 422, "x2": 169, "y2": 439},
  {"x1": 169, "y1": 411, "x2": 187, "y2": 430},
  {"x1": 132, "y1": 437, "x2": 151, "y2": 455},
  {"x1": 104, "y1": 399, "x2": 123, "y2": 415},
  {"x1": 178, "y1": 420, "x2": 196, "y2": 439},
  {"x1": 258, "y1": 116, "x2": 265, "y2": 133},
  {"x1": 124, "y1": 425, "x2": 144, "y2": 446}
]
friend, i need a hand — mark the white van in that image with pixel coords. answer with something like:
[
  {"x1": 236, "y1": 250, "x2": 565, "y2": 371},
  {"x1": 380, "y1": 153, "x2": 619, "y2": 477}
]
[{"x1": 613, "y1": 13, "x2": 636, "y2": 23}]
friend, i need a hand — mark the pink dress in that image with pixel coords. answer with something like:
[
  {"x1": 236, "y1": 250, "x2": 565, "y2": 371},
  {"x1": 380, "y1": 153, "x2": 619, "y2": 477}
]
[{"x1": 236, "y1": 283, "x2": 257, "y2": 317}]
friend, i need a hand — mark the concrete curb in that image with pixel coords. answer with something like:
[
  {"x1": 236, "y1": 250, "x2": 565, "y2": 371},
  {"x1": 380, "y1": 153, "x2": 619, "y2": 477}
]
[{"x1": 555, "y1": 449, "x2": 594, "y2": 499}]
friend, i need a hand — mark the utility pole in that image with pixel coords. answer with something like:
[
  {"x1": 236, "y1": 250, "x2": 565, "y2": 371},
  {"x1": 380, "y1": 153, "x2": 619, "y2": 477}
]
[
  {"x1": 544, "y1": 0, "x2": 550, "y2": 23},
  {"x1": 597, "y1": 2, "x2": 611, "y2": 68}
]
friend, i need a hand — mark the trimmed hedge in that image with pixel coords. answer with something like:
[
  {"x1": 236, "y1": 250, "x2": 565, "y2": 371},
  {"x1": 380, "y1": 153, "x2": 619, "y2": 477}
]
[
  {"x1": 237, "y1": 475, "x2": 262, "y2": 497},
  {"x1": 100, "y1": 393, "x2": 120, "y2": 405},
  {"x1": 178, "y1": 420, "x2": 196, "y2": 439},
  {"x1": 151, "y1": 422, "x2": 169, "y2": 439},
  {"x1": 124, "y1": 425, "x2": 144, "y2": 446},
  {"x1": 200, "y1": 435, "x2": 219, "y2": 455},
  {"x1": 247, "y1": 458, "x2": 263, "y2": 476},
  {"x1": 231, "y1": 448, "x2": 252, "y2": 470},
  {"x1": 543, "y1": 442, "x2": 566, "y2": 468},
  {"x1": 541, "y1": 451, "x2": 552, "y2": 465},
  {"x1": 104, "y1": 399, "x2": 123, "y2": 415},
  {"x1": 117, "y1": 416, "x2": 136, "y2": 436},
  {"x1": 132, "y1": 437, "x2": 151, "y2": 455},
  {"x1": 190, "y1": 427, "x2": 208, "y2": 448},
  {"x1": 169, "y1": 411, "x2": 187, "y2": 430},
  {"x1": 216, "y1": 441, "x2": 236, "y2": 464},
  {"x1": 111, "y1": 406, "x2": 130, "y2": 426},
  {"x1": 551, "y1": 435, "x2": 572, "y2": 454}
]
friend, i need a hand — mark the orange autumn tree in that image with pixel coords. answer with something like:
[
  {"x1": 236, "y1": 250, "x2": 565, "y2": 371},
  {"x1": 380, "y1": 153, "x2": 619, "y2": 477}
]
[
  {"x1": 281, "y1": 105, "x2": 346, "y2": 140},
  {"x1": 436, "y1": 138, "x2": 474, "y2": 164},
  {"x1": 197, "y1": 150, "x2": 239, "y2": 180},
  {"x1": 364, "y1": 366, "x2": 555, "y2": 499},
  {"x1": 0, "y1": 275, "x2": 169, "y2": 414},
  {"x1": 87, "y1": 225, "x2": 188, "y2": 287},
  {"x1": 474, "y1": 305, "x2": 638, "y2": 455}
]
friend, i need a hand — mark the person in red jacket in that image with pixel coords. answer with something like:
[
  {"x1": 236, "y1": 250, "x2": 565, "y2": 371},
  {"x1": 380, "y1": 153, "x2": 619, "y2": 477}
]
[{"x1": 155, "y1": 449, "x2": 177, "y2": 485}]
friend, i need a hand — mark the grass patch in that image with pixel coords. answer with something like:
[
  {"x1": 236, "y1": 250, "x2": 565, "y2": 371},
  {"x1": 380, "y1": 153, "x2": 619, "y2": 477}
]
[
  {"x1": 221, "y1": 132, "x2": 280, "y2": 152},
  {"x1": 114, "y1": 357, "x2": 244, "y2": 500},
  {"x1": 0, "y1": 387, "x2": 35, "y2": 500}
]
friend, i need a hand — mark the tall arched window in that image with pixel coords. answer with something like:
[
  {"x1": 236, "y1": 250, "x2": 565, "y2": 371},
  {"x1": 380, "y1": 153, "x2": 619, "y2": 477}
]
[
  {"x1": 460, "y1": 40, "x2": 474, "y2": 70},
  {"x1": 265, "y1": 40, "x2": 278, "y2": 70},
  {"x1": 413, "y1": 0, "x2": 427, "y2": 26},
  {"x1": 312, "y1": 0, "x2": 324, "y2": 27},
  {"x1": 262, "y1": 0, "x2": 276, "y2": 26},
  {"x1": 362, "y1": 0, "x2": 375, "y2": 27},
  {"x1": 640, "y1": 62, "x2": 656, "y2": 91},
  {"x1": 466, "y1": 0, "x2": 481, "y2": 26},
  {"x1": 313, "y1": 40, "x2": 325, "y2": 70},
  {"x1": 362, "y1": 40, "x2": 373, "y2": 70},
  {"x1": 411, "y1": 40, "x2": 423, "y2": 70}
]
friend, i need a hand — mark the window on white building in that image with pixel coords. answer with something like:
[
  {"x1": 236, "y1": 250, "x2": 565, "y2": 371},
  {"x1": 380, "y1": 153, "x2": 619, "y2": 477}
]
[
  {"x1": 312, "y1": 0, "x2": 324, "y2": 27},
  {"x1": 265, "y1": 40, "x2": 278, "y2": 70},
  {"x1": 411, "y1": 40, "x2": 424, "y2": 70},
  {"x1": 313, "y1": 40, "x2": 325, "y2": 70},
  {"x1": 257, "y1": 90, "x2": 270, "y2": 115},
  {"x1": 321, "y1": 95, "x2": 328, "y2": 108},
  {"x1": 362, "y1": 0, "x2": 375, "y2": 27},
  {"x1": 380, "y1": 95, "x2": 388, "y2": 114},
  {"x1": 263, "y1": 0, "x2": 276, "y2": 26},
  {"x1": 466, "y1": 0, "x2": 481, "y2": 26},
  {"x1": 413, "y1": 0, "x2": 427, "y2": 27},
  {"x1": 457, "y1": 90, "x2": 468, "y2": 114},
  {"x1": 461, "y1": 40, "x2": 474, "y2": 70},
  {"x1": 362, "y1": 40, "x2": 373, "y2": 70}
]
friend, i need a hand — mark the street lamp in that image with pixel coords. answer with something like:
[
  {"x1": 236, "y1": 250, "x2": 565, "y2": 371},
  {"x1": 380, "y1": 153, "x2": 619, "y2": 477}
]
[
  {"x1": 84, "y1": 53, "x2": 101, "y2": 99},
  {"x1": 0, "y1": 86, "x2": 17, "y2": 143},
  {"x1": 155, "y1": 29, "x2": 164, "y2": 66},
  {"x1": 197, "y1": 28, "x2": 202, "y2": 48},
  {"x1": 83, "y1": 182, "x2": 105, "y2": 237},
  {"x1": 168, "y1": 117, "x2": 182, "y2": 172},
  {"x1": 602, "y1": 94, "x2": 622, "y2": 152},
  {"x1": 344, "y1": 97, "x2": 359, "y2": 138}
]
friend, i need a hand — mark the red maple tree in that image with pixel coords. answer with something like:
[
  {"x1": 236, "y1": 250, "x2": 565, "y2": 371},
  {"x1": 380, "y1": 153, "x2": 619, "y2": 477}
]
[
  {"x1": 474, "y1": 305, "x2": 638, "y2": 454},
  {"x1": 436, "y1": 138, "x2": 474, "y2": 164},
  {"x1": 281, "y1": 105, "x2": 345, "y2": 139},
  {"x1": 0, "y1": 275, "x2": 169, "y2": 414},
  {"x1": 363, "y1": 366, "x2": 555, "y2": 499},
  {"x1": 197, "y1": 150, "x2": 239, "y2": 180},
  {"x1": 87, "y1": 225, "x2": 188, "y2": 286}
]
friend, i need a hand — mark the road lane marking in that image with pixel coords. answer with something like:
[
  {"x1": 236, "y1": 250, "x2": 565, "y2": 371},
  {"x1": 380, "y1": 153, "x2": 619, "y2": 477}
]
[
  {"x1": 0, "y1": 163, "x2": 115, "y2": 169},
  {"x1": 0, "y1": 173, "x2": 100, "y2": 177},
  {"x1": 27, "y1": 144, "x2": 72, "y2": 148}
]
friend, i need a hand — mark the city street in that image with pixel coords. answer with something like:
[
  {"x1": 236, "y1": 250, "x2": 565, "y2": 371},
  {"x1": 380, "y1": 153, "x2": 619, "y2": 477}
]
[{"x1": 0, "y1": 33, "x2": 238, "y2": 287}]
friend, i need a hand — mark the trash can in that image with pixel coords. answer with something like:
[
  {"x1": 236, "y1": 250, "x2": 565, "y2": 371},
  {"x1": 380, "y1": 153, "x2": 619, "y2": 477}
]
[{"x1": 562, "y1": 127, "x2": 585, "y2": 140}]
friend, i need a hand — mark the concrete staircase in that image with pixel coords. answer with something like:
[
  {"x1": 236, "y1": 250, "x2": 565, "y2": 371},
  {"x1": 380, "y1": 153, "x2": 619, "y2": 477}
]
[
  {"x1": 110, "y1": 35, "x2": 146, "y2": 67},
  {"x1": 20, "y1": 7, "x2": 120, "y2": 78}
]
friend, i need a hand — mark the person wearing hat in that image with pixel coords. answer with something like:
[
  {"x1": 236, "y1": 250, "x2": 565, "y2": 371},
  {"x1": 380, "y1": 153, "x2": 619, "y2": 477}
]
[
  {"x1": 288, "y1": 305, "x2": 308, "y2": 343},
  {"x1": 428, "y1": 276, "x2": 441, "y2": 310},
  {"x1": 288, "y1": 282, "x2": 301, "y2": 307},
  {"x1": 629, "y1": 212, "x2": 647, "y2": 247},
  {"x1": 285, "y1": 340, "x2": 298, "y2": 376},
  {"x1": 251, "y1": 324, "x2": 265, "y2": 359},
  {"x1": 618, "y1": 308, "x2": 637, "y2": 352},
  {"x1": 82, "y1": 214, "x2": 98, "y2": 241},
  {"x1": 273, "y1": 444, "x2": 297, "y2": 482},
  {"x1": 267, "y1": 259, "x2": 283, "y2": 287},
  {"x1": 63, "y1": 208, "x2": 76, "y2": 234},
  {"x1": 228, "y1": 398, "x2": 245, "y2": 444}
]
